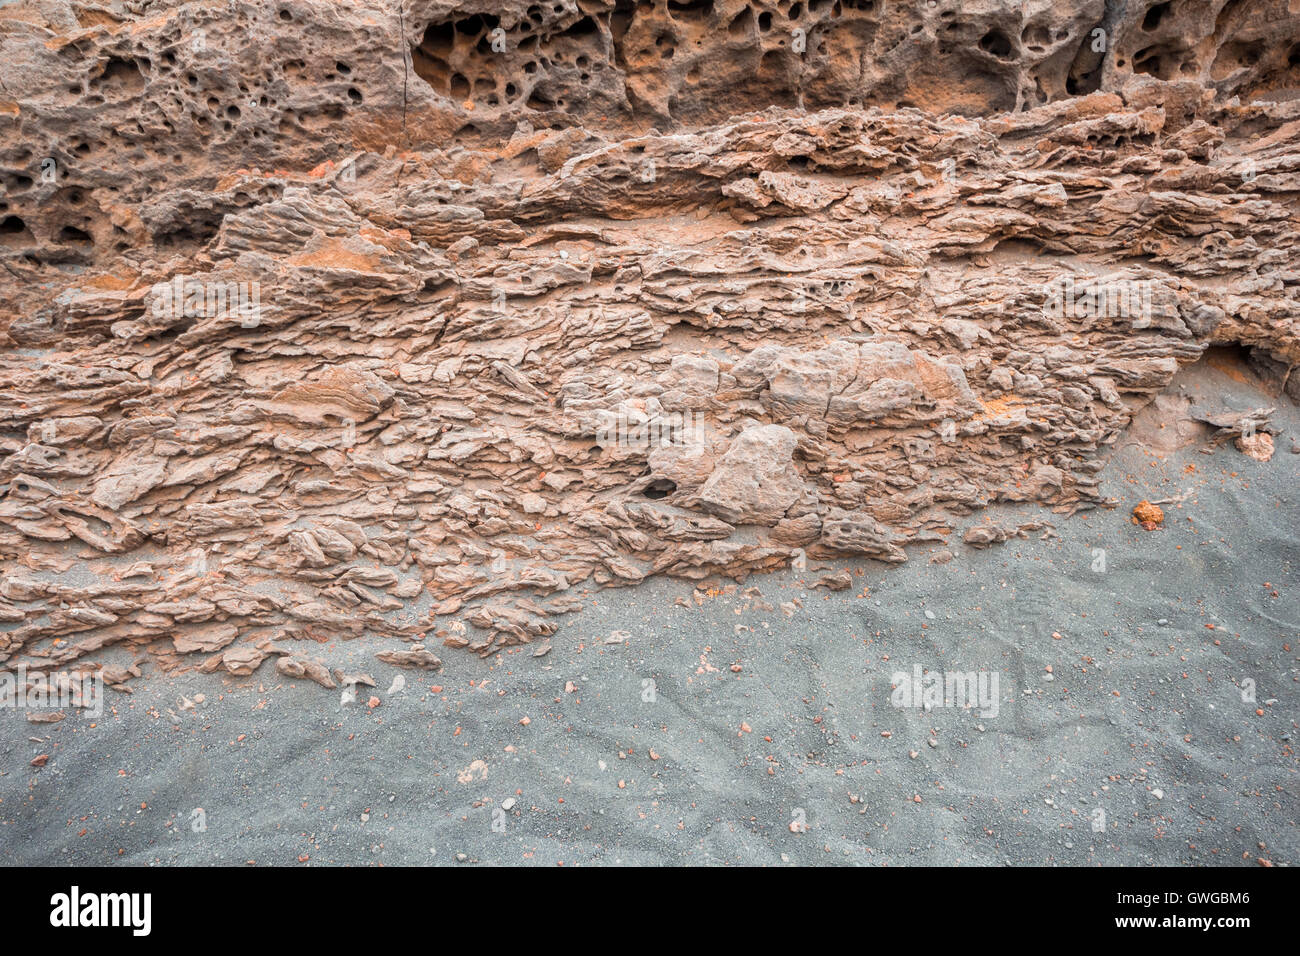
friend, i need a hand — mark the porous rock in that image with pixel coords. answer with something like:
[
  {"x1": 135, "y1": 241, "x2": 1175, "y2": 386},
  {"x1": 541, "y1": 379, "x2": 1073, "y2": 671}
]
[{"x1": 0, "y1": 0, "x2": 1296, "y2": 680}]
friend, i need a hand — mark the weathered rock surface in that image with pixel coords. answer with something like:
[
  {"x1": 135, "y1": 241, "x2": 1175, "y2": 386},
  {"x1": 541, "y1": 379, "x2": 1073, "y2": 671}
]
[
  {"x1": 0, "y1": 0, "x2": 1296, "y2": 683},
  {"x1": 696, "y1": 424, "x2": 807, "y2": 525}
]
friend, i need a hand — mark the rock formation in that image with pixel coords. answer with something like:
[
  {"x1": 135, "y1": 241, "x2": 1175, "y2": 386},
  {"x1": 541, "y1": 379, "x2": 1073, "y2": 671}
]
[{"x1": 0, "y1": 0, "x2": 1296, "y2": 683}]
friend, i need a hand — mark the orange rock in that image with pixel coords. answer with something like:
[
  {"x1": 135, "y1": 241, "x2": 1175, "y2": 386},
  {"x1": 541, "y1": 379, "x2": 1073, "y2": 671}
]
[
  {"x1": 1132, "y1": 500, "x2": 1164, "y2": 530},
  {"x1": 1236, "y1": 432, "x2": 1274, "y2": 462}
]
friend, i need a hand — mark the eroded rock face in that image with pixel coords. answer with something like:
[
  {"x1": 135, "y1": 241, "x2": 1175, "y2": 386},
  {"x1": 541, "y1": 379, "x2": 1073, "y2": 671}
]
[
  {"x1": 0, "y1": 0, "x2": 1297, "y2": 681},
  {"x1": 697, "y1": 424, "x2": 807, "y2": 525}
]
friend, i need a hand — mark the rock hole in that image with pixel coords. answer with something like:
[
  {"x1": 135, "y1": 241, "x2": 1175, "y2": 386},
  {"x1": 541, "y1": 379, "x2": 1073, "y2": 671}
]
[
  {"x1": 1142, "y1": 2, "x2": 1171, "y2": 32},
  {"x1": 1022, "y1": 24, "x2": 1050, "y2": 51},
  {"x1": 412, "y1": 20, "x2": 457, "y2": 92},
  {"x1": 96, "y1": 55, "x2": 146, "y2": 95},
  {"x1": 728, "y1": 7, "x2": 754, "y2": 36},
  {"x1": 667, "y1": 0, "x2": 714, "y2": 21},
  {"x1": 979, "y1": 29, "x2": 1013, "y2": 59},
  {"x1": 1066, "y1": 31, "x2": 1104, "y2": 95},
  {"x1": 611, "y1": 0, "x2": 635, "y2": 39},
  {"x1": 58, "y1": 225, "x2": 93, "y2": 244},
  {"x1": 0, "y1": 215, "x2": 31, "y2": 243},
  {"x1": 1133, "y1": 45, "x2": 1164, "y2": 78},
  {"x1": 563, "y1": 15, "x2": 599, "y2": 37},
  {"x1": 643, "y1": 479, "x2": 676, "y2": 499}
]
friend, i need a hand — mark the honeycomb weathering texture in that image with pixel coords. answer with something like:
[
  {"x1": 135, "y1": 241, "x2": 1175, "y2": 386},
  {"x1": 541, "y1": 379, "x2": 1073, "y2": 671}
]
[{"x1": 0, "y1": 0, "x2": 1297, "y2": 683}]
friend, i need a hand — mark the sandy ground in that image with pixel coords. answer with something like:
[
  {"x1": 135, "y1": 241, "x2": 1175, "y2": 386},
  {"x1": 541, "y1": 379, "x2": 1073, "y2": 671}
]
[{"x1": 2, "y1": 355, "x2": 1295, "y2": 866}]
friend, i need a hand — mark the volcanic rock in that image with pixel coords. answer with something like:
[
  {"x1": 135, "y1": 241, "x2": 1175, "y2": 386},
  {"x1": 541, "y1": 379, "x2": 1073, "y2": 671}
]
[{"x1": 0, "y1": 0, "x2": 1296, "y2": 679}]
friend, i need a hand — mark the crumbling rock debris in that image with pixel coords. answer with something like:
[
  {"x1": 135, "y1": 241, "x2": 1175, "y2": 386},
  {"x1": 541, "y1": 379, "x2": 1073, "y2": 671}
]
[
  {"x1": 963, "y1": 520, "x2": 1054, "y2": 548},
  {"x1": 812, "y1": 570, "x2": 854, "y2": 591},
  {"x1": 332, "y1": 671, "x2": 376, "y2": 689},
  {"x1": 1132, "y1": 500, "x2": 1165, "y2": 531},
  {"x1": 220, "y1": 645, "x2": 269, "y2": 676},
  {"x1": 0, "y1": 1, "x2": 1297, "y2": 683},
  {"x1": 375, "y1": 648, "x2": 443, "y2": 670},
  {"x1": 275, "y1": 654, "x2": 337, "y2": 688},
  {"x1": 1190, "y1": 405, "x2": 1279, "y2": 459},
  {"x1": 1236, "y1": 432, "x2": 1276, "y2": 462}
]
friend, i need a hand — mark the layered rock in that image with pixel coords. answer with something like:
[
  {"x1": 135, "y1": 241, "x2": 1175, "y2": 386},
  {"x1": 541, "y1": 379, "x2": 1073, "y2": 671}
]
[{"x1": 0, "y1": 0, "x2": 1296, "y2": 680}]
